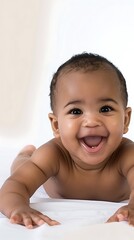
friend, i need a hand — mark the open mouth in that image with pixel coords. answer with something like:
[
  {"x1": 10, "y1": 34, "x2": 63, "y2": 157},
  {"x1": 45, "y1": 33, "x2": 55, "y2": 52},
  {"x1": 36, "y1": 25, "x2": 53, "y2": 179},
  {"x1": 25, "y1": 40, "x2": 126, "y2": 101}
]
[{"x1": 80, "y1": 136, "x2": 105, "y2": 153}]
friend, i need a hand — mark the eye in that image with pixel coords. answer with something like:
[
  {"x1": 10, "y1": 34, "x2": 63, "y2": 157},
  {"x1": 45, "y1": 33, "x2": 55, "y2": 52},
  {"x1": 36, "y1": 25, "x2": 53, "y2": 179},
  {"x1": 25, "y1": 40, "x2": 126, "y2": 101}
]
[
  {"x1": 100, "y1": 105, "x2": 113, "y2": 113},
  {"x1": 69, "y1": 108, "x2": 83, "y2": 115}
]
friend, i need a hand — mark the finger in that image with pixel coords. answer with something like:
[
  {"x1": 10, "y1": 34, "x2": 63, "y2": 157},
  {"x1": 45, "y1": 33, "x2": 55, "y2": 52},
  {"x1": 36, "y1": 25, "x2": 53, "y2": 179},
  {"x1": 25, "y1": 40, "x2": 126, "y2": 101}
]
[
  {"x1": 21, "y1": 212, "x2": 45, "y2": 228},
  {"x1": 10, "y1": 214, "x2": 24, "y2": 225},
  {"x1": 107, "y1": 214, "x2": 119, "y2": 223},
  {"x1": 10, "y1": 213, "x2": 35, "y2": 228},
  {"x1": 41, "y1": 214, "x2": 60, "y2": 226},
  {"x1": 33, "y1": 213, "x2": 60, "y2": 226},
  {"x1": 117, "y1": 213, "x2": 128, "y2": 222},
  {"x1": 22, "y1": 215, "x2": 35, "y2": 229},
  {"x1": 107, "y1": 210, "x2": 128, "y2": 223},
  {"x1": 45, "y1": 219, "x2": 60, "y2": 226},
  {"x1": 10, "y1": 212, "x2": 60, "y2": 227}
]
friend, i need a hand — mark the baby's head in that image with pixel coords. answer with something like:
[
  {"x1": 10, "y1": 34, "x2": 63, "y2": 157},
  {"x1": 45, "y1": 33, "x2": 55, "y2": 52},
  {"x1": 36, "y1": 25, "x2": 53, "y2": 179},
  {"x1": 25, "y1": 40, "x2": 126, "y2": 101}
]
[{"x1": 50, "y1": 53, "x2": 128, "y2": 112}]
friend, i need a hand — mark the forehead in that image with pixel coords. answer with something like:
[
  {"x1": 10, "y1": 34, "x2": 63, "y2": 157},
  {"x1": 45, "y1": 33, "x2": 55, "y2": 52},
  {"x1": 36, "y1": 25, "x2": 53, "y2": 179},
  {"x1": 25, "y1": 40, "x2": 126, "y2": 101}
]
[
  {"x1": 56, "y1": 67, "x2": 120, "y2": 93},
  {"x1": 54, "y1": 68, "x2": 122, "y2": 110}
]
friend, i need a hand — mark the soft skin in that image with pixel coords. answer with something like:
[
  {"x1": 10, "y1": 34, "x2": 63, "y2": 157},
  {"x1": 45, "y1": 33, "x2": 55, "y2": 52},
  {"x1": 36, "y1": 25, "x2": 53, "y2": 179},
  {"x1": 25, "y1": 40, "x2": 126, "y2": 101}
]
[{"x1": 0, "y1": 68, "x2": 134, "y2": 228}]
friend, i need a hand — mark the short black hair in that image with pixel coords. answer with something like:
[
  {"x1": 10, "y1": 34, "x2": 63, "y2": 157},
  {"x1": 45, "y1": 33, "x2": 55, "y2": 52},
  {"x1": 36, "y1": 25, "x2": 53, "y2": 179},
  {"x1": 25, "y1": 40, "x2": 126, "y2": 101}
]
[{"x1": 49, "y1": 52, "x2": 128, "y2": 111}]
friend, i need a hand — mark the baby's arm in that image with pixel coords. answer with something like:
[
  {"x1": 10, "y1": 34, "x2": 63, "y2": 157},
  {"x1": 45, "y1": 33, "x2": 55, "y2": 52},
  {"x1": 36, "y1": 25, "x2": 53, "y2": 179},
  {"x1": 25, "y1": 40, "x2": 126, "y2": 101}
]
[
  {"x1": 107, "y1": 151, "x2": 134, "y2": 226},
  {"x1": 0, "y1": 143, "x2": 60, "y2": 228},
  {"x1": 0, "y1": 175, "x2": 59, "y2": 228}
]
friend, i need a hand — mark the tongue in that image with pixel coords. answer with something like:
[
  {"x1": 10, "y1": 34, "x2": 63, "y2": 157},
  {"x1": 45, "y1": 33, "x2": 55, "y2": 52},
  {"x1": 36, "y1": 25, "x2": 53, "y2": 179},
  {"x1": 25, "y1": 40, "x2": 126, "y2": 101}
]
[{"x1": 83, "y1": 136, "x2": 102, "y2": 147}]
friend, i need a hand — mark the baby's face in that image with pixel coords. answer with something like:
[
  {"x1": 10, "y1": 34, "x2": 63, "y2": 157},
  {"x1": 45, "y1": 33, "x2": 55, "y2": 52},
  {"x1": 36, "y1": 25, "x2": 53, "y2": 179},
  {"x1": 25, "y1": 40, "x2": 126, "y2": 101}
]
[{"x1": 52, "y1": 69, "x2": 131, "y2": 169}]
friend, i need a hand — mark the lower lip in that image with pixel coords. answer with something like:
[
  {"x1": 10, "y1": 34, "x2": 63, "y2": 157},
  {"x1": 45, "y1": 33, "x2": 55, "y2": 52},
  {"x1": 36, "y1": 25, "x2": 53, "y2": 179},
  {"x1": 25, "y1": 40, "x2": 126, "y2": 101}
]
[{"x1": 80, "y1": 138, "x2": 106, "y2": 153}]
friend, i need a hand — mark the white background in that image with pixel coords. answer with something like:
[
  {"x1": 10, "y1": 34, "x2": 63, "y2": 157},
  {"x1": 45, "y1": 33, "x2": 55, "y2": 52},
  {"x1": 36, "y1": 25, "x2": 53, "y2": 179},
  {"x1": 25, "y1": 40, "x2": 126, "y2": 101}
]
[
  {"x1": 0, "y1": 3, "x2": 134, "y2": 236},
  {"x1": 0, "y1": 0, "x2": 134, "y2": 149}
]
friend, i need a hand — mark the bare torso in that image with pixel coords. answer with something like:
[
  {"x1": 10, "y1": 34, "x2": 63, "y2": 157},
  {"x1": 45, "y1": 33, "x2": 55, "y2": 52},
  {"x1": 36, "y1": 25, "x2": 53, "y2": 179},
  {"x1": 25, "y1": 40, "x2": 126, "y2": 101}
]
[{"x1": 43, "y1": 138, "x2": 131, "y2": 202}]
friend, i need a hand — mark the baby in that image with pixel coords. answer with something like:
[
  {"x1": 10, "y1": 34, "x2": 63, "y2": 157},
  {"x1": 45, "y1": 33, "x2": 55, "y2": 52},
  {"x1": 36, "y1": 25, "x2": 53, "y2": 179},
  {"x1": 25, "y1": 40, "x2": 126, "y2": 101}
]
[{"x1": 0, "y1": 52, "x2": 134, "y2": 228}]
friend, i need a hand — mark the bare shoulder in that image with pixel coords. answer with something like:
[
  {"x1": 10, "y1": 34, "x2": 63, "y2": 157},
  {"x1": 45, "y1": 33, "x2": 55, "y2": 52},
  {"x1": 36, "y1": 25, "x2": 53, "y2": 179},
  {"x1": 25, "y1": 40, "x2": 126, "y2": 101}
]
[
  {"x1": 30, "y1": 138, "x2": 67, "y2": 177},
  {"x1": 119, "y1": 137, "x2": 134, "y2": 176}
]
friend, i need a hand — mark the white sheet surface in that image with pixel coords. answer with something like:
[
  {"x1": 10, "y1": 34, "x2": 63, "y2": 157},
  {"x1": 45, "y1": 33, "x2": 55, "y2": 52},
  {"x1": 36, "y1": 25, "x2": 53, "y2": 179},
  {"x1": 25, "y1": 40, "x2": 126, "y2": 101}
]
[
  {"x1": 0, "y1": 146, "x2": 134, "y2": 240},
  {"x1": 0, "y1": 198, "x2": 133, "y2": 240}
]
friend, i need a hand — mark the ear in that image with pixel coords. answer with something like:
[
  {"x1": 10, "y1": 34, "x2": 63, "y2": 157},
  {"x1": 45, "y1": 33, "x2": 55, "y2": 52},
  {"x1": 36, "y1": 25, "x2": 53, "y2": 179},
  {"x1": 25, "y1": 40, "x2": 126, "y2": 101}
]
[
  {"x1": 48, "y1": 113, "x2": 60, "y2": 138},
  {"x1": 123, "y1": 107, "x2": 132, "y2": 134}
]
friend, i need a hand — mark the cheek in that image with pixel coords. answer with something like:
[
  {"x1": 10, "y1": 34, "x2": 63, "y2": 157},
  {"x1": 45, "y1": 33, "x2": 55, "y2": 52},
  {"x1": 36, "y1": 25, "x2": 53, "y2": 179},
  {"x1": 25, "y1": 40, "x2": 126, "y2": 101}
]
[
  {"x1": 108, "y1": 117, "x2": 125, "y2": 136},
  {"x1": 59, "y1": 119, "x2": 74, "y2": 132},
  {"x1": 58, "y1": 118, "x2": 78, "y2": 139}
]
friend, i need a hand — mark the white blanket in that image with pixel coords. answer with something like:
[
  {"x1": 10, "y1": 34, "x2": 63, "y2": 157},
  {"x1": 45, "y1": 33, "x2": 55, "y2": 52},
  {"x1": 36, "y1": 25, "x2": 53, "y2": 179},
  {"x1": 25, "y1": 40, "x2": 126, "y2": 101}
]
[
  {"x1": 0, "y1": 198, "x2": 133, "y2": 240},
  {"x1": 0, "y1": 147, "x2": 134, "y2": 239}
]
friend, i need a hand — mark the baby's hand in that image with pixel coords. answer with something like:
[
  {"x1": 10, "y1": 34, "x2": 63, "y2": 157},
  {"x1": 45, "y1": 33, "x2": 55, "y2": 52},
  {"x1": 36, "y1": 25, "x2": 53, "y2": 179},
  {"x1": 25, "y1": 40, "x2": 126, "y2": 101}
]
[
  {"x1": 107, "y1": 204, "x2": 134, "y2": 226},
  {"x1": 10, "y1": 206, "x2": 60, "y2": 228}
]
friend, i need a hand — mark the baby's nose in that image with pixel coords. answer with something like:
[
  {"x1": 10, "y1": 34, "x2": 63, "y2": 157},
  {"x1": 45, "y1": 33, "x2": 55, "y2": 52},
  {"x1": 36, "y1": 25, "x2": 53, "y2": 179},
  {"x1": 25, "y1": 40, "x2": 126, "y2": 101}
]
[{"x1": 82, "y1": 114, "x2": 102, "y2": 128}]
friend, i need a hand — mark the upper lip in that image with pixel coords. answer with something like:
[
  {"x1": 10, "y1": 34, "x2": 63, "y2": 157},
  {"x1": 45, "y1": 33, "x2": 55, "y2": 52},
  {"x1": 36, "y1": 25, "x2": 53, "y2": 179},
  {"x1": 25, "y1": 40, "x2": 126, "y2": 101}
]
[
  {"x1": 78, "y1": 133, "x2": 108, "y2": 147},
  {"x1": 79, "y1": 133, "x2": 108, "y2": 139}
]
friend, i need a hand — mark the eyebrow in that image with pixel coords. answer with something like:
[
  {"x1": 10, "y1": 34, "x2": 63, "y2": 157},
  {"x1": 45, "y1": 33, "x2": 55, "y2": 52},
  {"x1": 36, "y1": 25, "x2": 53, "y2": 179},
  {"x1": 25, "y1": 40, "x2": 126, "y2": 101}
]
[
  {"x1": 64, "y1": 100, "x2": 82, "y2": 108},
  {"x1": 99, "y1": 98, "x2": 118, "y2": 104},
  {"x1": 64, "y1": 98, "x2": 118, "y2": 108}
]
